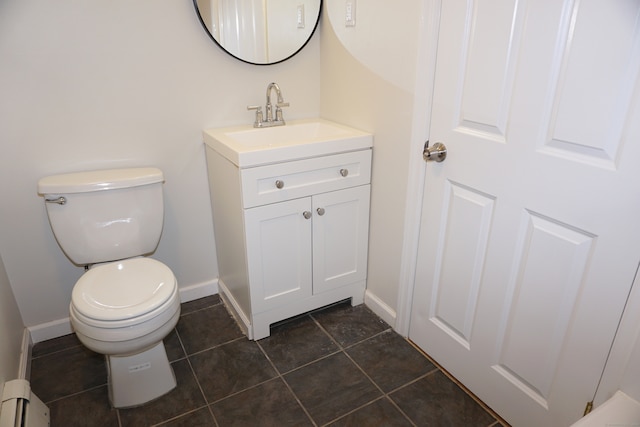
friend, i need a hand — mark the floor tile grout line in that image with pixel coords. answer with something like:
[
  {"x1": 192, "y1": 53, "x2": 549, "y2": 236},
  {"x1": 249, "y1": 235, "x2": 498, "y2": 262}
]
[
  {"x1": 395, "y1": 368, "x2": 439, "y2": 392},
  {"x1": 147, "y1": 405, "x2": 210, "y2": 427},
  {"x1": 178, "y1": 299, "x2": 223, "y2": 318},
  {"x1": 175, "y1": 327, "x2": 222, "y2": 427},
  {"x1": 309, "y1": 313, "x2": 344, "y2": 351},
  {"x1": 340, "y1": 327, "x2": 394, "y2": 351},
  {"x1": 319, "y1": 396, "x2": 385, "y2": 427},
  {"x1": 407, "y1": 338, "x2": 509, "y2": 426},
  {"x1": 172, "y1": 327, "x2": 189, "y2": 362},
  {"x1": 277, "y1": 378, "x2": 318, "y2": 427},
  {"x1": 270, "y1": 348, "x2": 343, "y2": 377},
  {"x1": 182, "y1": 335, "x2": 246, "y2": 359},
  {"x1": 305, "y1": 312, "x2": 446, "y2": 427},
  {"x1": 310, "y1": 308, "x2": 429, "y2": 425},
  {"x1": 169, "y1": 311, "x2": 333, "y2": 424},
  {"x1": 383, "y1": 396, "x2": 418, "y2": 427},
  {"x1": 308, "y1": 310, "x2": 394, "y2": 351},
  {"x1": 255, "y1": 340, "x2": 318, "y2": 427},
  {"x1": 320, "y1": 395, "x2": 417, "y2": 427},
  {"x1": 43, "y1": 382, "x2": 109, "y2": 406},
  {"x1": 203, "y1": 376, "x2": 278, "y2": 406},
  {"x1": 339, "y1": 339, "x2": 421, "y2": 427},
  {"x1": 339, "y1": 329, "x2": 504, "y2": 425},
  {"x1": 308, "y1": 313, "x2": 347, "y2": 351},
  {"x1": 229, "y1": 319, "x2": 396, "y2": 426},
  {"x1": 31, "y1": 343, "x2": 84, "y2": 361},
  {"x1": 205, "y1": 404, "x2": 220, "y2": 427},
  {"x1": 193, "y1": 341, "x2": 282, "y2": 408},
  {"x1": 302, "y1": 312, "x2": 421, "y2": 426},
  {"x1": 382, "y1": 368, "x2": 442, "y2": 426}
]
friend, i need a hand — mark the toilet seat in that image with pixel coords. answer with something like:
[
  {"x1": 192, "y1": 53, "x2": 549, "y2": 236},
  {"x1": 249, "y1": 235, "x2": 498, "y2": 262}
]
[
  {"x1": 70, "y1": 291, "x2": 180, "y2": 348},
  {"x1": 72, "y1": 257, "x2": 177, "y2": 326}
]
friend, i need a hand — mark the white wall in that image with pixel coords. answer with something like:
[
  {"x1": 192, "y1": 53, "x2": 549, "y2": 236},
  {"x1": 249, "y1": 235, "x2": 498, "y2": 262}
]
[
  {"x1": 0, "y1": 0, "x2": 421, "y2": 340},
  {"x1": 0, "y1": 0, "x2": 320, "y2": 339},
  {"x1": 320, "y1": 0, "x2": 424, "y2": 323},
  {"x1": 0, "y1": 253, "x2": 26, "y2": 391}
]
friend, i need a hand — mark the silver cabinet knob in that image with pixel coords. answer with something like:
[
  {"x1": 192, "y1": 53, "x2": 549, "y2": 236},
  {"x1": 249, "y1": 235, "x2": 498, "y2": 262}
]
[
  {"x1": 303, "y1": 211, "x2": 312, "y2": 219},
  {"x1": 316, "y1": 207, "x2": 325, "y2": 216},
  {"x1": 339, "y1": 168, "x2": 349, "y2": 177},
  {"x1": 275, "y1": 180, "x2": 284, "y2": 189}
]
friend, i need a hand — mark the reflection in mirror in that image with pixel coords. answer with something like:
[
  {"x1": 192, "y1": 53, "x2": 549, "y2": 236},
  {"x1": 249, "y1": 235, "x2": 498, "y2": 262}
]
[{"x1": 194, "y1": 0, "x2": 322, "y2": 65}]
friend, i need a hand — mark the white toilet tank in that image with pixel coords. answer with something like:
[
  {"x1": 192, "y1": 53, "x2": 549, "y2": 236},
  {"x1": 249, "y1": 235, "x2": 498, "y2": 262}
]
[{"x1": 38, "y1": 167, "x2": 165, "y2": 266}]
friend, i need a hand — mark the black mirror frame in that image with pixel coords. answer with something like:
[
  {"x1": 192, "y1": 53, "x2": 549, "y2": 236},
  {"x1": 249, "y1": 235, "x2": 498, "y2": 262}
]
[{"x1": 193, "y1": 0, "x2": 323, "y2": 66}]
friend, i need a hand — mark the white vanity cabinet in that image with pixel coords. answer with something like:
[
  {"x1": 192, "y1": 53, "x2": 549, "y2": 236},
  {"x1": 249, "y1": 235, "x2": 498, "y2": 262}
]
[{"x1": 204, "y1": 140, "x2": 372, "y2": 340}]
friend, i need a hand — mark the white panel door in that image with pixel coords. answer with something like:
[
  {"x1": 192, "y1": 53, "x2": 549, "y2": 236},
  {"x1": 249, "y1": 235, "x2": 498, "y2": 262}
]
[{"x1": 409, "y1": 1, "x2": 640, "y2": 426}]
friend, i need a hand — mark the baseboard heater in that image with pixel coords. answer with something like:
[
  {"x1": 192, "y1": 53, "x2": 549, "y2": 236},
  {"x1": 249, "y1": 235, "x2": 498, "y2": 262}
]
[{"x1": 0, "y1": 380, "x2": 49, "y2": 427}]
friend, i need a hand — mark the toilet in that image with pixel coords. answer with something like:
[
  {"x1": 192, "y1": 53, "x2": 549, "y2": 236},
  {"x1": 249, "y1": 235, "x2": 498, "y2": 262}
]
[{"x1": 38, "y1": 167, "x2": 181, "y2": 408}]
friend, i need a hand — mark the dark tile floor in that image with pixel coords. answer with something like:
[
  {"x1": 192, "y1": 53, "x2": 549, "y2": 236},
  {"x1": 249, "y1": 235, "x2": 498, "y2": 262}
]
[{"x1": 30, "y1": 296, "x2": 506, "y2": 427}]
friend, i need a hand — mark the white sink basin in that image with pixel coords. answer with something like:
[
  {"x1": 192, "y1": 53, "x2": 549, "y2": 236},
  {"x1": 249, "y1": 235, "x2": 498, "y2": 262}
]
[{"x1": 203, "y1": 119, "x2": 373, "y2": 167}]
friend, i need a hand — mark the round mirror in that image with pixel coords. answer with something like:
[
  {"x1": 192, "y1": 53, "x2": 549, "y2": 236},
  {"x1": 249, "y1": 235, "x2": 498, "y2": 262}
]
[{"x1": 193, "y1": 0, "x2": 322, "y2": 66}]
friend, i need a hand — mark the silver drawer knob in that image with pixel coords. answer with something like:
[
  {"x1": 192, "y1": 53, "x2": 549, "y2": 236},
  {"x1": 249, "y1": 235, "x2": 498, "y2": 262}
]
[
  {"x1": 339, "y1": 169, "x2": 349, "y2": 177},
  {"x1": 317, "y1": 207, "x2": 325, "y2": 216},
  {"x1": 303, "y1": 211, "x2": 312, "y2": 219},
  {"x1": 275, "y1": 180, "x2": 284, "y2": 189}
]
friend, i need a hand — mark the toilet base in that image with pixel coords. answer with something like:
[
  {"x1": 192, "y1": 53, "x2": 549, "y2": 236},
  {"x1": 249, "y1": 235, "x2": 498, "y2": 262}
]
[{"x1": 107, "y1": 341, "x2": 176, "y2": 408}]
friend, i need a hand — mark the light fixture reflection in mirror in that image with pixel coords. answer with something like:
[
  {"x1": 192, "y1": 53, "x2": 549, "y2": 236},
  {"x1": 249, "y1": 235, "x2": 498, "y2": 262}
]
[{"x1": 194, "y1": 0, "x2": 322, "y2": 66}]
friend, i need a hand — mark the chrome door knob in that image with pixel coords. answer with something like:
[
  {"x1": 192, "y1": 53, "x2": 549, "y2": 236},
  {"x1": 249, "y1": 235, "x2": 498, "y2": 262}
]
[{"x1": 423, "y1": 142, "x2": 447, "y2": 162}]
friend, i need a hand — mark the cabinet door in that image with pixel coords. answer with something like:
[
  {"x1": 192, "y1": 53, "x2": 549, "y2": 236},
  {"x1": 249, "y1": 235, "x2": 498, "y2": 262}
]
[
  {"x1": 244, "y1": 197, "x2": 312, "y2": 313},
  {"x1": 312, "y1": 185, "x2": 370, "y2": 294}
]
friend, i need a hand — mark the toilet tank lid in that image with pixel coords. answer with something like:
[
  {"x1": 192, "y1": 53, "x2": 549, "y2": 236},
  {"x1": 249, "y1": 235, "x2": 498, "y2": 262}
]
[{"x1": 38, "y1": 167, "x2": 164, "y2": 194}]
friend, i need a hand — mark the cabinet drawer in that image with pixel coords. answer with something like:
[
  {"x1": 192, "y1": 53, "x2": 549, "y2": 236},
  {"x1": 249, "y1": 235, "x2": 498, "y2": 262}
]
[{"x1": 241, "y1": 150, "x2": 372, "y2": 208}]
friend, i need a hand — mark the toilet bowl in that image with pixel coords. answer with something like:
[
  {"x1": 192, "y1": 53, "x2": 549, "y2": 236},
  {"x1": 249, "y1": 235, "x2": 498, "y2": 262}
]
[
  {"x1": 570, "y1": 391, "x2": 640, "y2": 426},
  {"x1": 70, "y1": 257, "x2": 180, "y2": 408},
  {"x1": 37, "y1": 167, "x2": 181, "y2": 408},
  {"x1": 70, "y1": 258, "x2": 180, "y2": 355}
]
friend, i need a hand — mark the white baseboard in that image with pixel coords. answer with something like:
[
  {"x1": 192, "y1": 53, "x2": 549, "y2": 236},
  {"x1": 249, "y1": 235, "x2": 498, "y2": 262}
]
[
  {"x1": 28, "y1": 318, "x2": 73, "y2": 345},
  {"x1": 28, "y1": 279, "x2": 219, "y2": 344},
  {"x1": 217, "y1": 279, "x2": 252, "y2": 339},
  {"x1": 178, "y1": 279, "x2": 218, "y2": 303},
  {"x1": 364, "y1": 289, "x2": 397, "y2": 328}
]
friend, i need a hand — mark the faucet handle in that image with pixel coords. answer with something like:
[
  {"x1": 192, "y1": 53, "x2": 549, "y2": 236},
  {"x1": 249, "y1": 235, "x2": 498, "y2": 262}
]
[
  {"x1": 275, "y1": 102, "x2": 289, "y2": 123},
  {"x1": 247, "y1": 105, "x2": 264, "y2": 127}
]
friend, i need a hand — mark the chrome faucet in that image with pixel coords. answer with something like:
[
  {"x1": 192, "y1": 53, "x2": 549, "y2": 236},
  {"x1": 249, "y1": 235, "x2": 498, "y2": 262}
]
[{"x1": 247, "y1": 82, "x2": 290, "y2": 128}]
